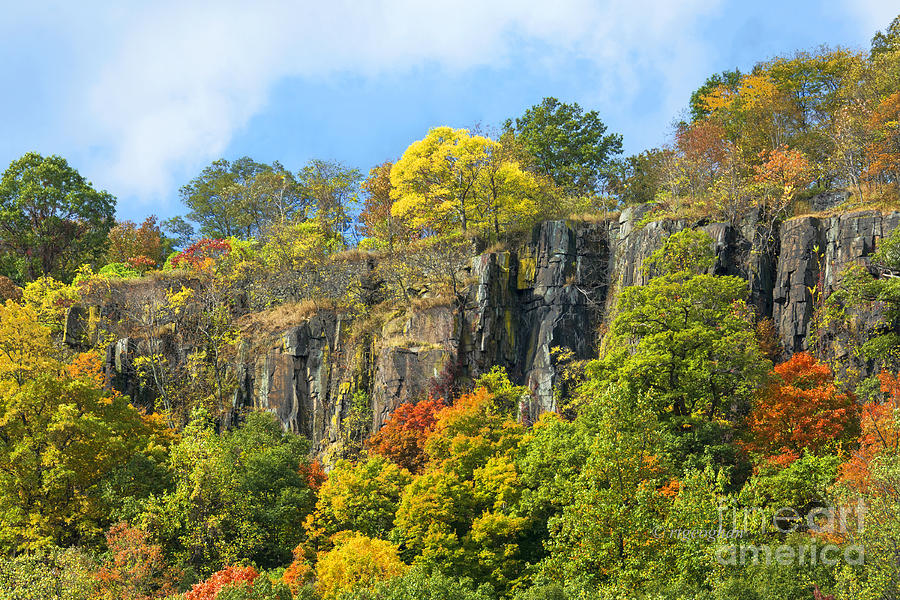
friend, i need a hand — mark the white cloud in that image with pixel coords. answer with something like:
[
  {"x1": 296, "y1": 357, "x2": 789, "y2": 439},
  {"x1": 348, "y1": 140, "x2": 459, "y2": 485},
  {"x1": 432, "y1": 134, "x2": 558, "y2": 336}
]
[
  {"x1": 5, "y1": 0, "x2": 897, "y2": 210},
  {"x1": 841, "y1": 0, "x2": 897, "y2": 38},
  {"x1": 56, "y1": 0, "x2": 723, "y2": 203}
]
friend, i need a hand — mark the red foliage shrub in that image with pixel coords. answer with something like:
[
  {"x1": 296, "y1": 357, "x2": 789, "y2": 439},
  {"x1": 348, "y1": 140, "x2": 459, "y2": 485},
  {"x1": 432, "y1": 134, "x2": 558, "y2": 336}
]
[
  {"x1": 367, "y1": 396, "x2": 446, "y2": 472},
  {"x1": 184, "y1": 565, "x2": 259, "y2": 600},
  {"x1": 171, "y1": 238, "x2": 231, "y2": 269},
  {"x1": 127, "y1": 255, "x2": 158, "y2": 273}
]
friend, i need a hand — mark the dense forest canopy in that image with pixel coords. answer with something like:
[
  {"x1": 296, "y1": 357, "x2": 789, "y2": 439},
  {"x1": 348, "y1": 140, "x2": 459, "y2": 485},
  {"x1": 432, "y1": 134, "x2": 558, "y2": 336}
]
[{"x1": 2, "y1": 14, "x2": 900, "y2": 600}]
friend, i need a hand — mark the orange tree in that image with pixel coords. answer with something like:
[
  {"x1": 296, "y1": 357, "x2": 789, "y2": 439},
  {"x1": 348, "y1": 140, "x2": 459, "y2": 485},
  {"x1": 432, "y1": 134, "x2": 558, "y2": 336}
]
[
  {"x1": 746, "y1": 352, "x2": 858, "y2": 464},
  {"x1": 867, "y1": 92, "x2": 900, "y2": 191},
  {"x1": 95, "y1": 523, "x2": 181, "y2": 600},
  {"x1": 367, "y1": 396, "x2": 446, "y2": 473},
  {"x1": 841, "y1": 371, "x2": 900, "y2": 491}
]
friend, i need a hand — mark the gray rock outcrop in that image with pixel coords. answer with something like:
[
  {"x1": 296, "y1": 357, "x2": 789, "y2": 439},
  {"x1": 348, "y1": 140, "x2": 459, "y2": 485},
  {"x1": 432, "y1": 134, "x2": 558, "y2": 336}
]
[{"x1": 86, "y1": 206, "x2": 900, "y2": 455}]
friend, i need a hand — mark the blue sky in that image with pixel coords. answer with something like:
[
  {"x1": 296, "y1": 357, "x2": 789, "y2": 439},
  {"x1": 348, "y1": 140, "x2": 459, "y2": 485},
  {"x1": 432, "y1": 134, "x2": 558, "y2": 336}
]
[{"x1": 0, "y1": 0, "x2": 897, "y2": 222}]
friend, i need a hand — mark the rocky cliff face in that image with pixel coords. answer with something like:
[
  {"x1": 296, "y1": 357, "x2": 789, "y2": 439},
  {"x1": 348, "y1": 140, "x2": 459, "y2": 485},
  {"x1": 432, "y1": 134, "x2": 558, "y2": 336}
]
[{"x1": 92, "y1": 207, "x2": 900, "y2": 454}]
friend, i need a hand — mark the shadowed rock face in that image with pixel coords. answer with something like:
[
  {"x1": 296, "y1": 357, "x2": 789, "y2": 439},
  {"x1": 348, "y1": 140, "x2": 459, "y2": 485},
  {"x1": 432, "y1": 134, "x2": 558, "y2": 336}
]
[
  {"x1": 91, "y1": 208, "x2": 900, "y2": 453},
  {"x1": 773, "y1": 211, "x2": 900, "y2": 359}
]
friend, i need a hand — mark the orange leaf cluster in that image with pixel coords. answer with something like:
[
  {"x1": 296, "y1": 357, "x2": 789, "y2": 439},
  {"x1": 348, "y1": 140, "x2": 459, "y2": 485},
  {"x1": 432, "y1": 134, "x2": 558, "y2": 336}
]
[
  {"x1": 840, "y1": 371, "x2": 900, "y2": 492},
  {"x1": 367, "y1": 396, "x2": 446, "y2": 472},
  {"x1": 67, "y1": 352, "x2": 108, "y2": 389},
  {"x1": 184, "y1": 565, "x2": 259, "y2": 600},
  {"x1": 753, "y1": 145, "x2": 813, "y2": 199},
  {"x1": 282, "y1": 544, "x2": 315, "y2": 593},
  {"x1": 676, "y1": 120, "x2": 728, "y2": 168},
  {"x1": 746, "y1": 352, "x2": 858, "y2": 463},
  {"x1": 95, "y1": 523, "x2": 179, "y2": 600},
  {"x1": 300, "y1": 459, "x2": 327, "y2": 492},
  {"x1": 866, "y1": 92, "x2": 900, "y2": 185}
]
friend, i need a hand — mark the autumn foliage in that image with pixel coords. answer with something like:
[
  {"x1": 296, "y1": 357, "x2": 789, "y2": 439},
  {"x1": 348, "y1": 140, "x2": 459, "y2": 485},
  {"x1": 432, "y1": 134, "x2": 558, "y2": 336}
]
[
  {"x1": 368, "y1": 396, "x2": 446, "y2": 472},
  {"x1": 746, "y1": 352, "x2": 858, "y2": 463},
  {"x1": 171, "y1": 238, "x2": 231, "y2": 269},
  {"x1": 840, "y1": 371, "x2": 900, "y2": 491},
  {"x1": 95, "y1": 523, "x2": 179, "y2": 600},
  {"x1": 107, "y1": 216, "x2": 167, "y2": 271},
  {"x1": 753, "y1": 145, "x2": 813, "y2": 204},
  {"x1": 867, "y1": 92, "x2": 900, "y2": 188},
  {"x1": 314, "y1": 532, "x2": 406, "y2": 600},
  {"x1": 184, "y1": 565, "x2": 259, "y2": 600},
  {"x1": 67, "y1": 351, "x2": 108, "y2": 389},
  {"x1": 300, "y1": 459, "x2": 327, "y2": 492},
  {"x1": 282, "y1": 544, "x2": 314, "y2": 593}
]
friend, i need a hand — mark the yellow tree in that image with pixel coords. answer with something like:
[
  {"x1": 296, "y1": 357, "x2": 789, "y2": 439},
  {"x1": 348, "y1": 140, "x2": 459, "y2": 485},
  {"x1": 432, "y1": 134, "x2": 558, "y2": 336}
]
[
  {"x1": 314, "y1": 532, "x2": 406, "y2": 600},
  {"x1": 0, "y1": 300, "x2": 59, "y2": 388},
  {"x1": 0, "y1": 375, "x2": 160, "y2": 551},
  {"x1": 391, "y1": 127, "x2": 495, "y2": 235},
  {"x1": 390, "y1": 127, "x2": 544, "y2": 241},
  {"x1": 477, "y1": 141, "x2": 544, "y2": 240}
]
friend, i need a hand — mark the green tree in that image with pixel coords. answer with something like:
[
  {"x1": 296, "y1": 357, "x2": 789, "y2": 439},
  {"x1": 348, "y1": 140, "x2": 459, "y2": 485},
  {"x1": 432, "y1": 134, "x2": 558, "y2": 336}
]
[
  {"x1": 537, "y1": 384, "x2": 667, "y2": 592},
  {"x1": 0, "y1": 153, "x2": 115, "y2": 282},
  {"x1": 296, "y1": 159, "x2": 362, "y2": 242},
  {"x1": 598, "y1": 229, "x2": 768, "y2": 422},
  {"x1": 609, "y1": 149, "x2": 667, "y2": 206},
  {"x1": 834, "y1": 228, "x2": 900, "y2": 371},
  {"x1": 871, "y1": 14, "x2": 900, "y2": 57},
  {"x1": 139, "y1": 411, "x2": 315, "y2": 573},
  {"x1": 179, "y1": 157, "x2": 304, "y2": 239},
  {"x1": 503, "y1": 97, "x2": 622, "y2": 196}
]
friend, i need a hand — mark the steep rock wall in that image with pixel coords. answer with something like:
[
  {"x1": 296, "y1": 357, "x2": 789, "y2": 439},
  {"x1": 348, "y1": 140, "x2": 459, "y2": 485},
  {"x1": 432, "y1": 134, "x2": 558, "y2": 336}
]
[{"x1": 94, "y1": 207, "x2": 900, "y2": 454}]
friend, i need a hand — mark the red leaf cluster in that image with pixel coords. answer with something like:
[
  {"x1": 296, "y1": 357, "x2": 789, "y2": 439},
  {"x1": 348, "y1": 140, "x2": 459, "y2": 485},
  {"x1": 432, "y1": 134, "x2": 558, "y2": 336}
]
[
  {"x1": 185, "y1": 566, "x2": 259, "y2": 600},
  {"x1": 300, "y1": 459, "x2": 327, "y2": 492},
  {"x1": 367, "y1": 396, "x2": 446, "y2": 472},
  {"x1": 171, "y1": 238, "x2": 231, "y2": 269}
]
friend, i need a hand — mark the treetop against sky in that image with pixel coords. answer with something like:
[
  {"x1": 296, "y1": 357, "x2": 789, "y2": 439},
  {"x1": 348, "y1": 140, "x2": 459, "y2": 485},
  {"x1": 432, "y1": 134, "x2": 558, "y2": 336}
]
[{"x1": 0, "y1": 0, "x2": 895, "y2": 221}]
